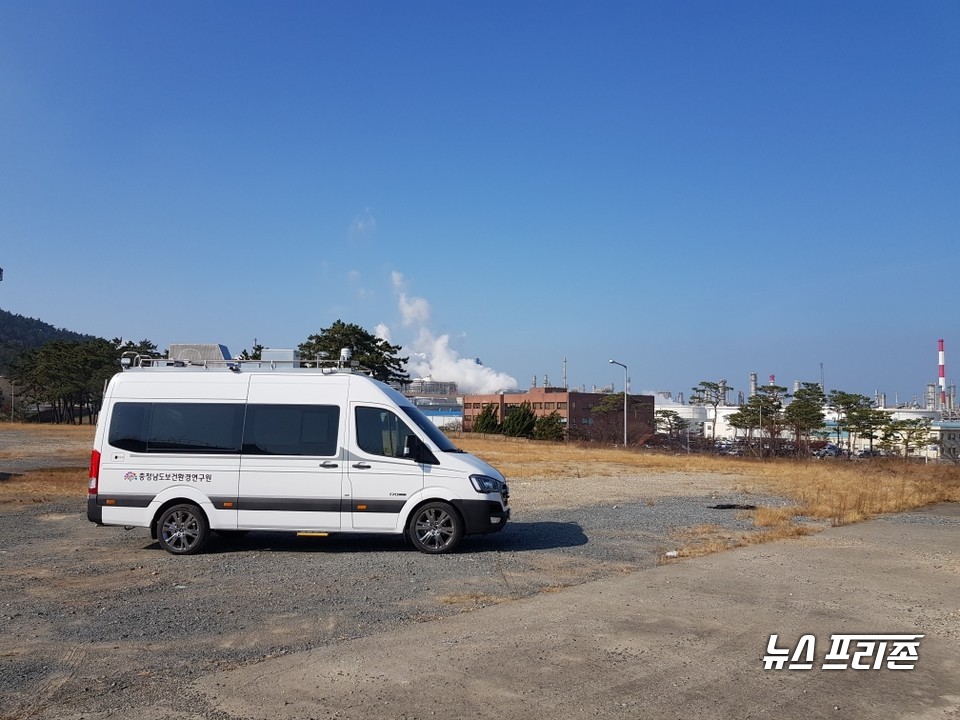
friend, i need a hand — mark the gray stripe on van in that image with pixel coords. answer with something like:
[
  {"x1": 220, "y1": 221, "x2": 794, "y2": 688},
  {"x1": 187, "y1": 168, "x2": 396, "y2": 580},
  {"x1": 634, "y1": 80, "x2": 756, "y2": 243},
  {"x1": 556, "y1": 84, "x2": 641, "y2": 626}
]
[
  {"x1": 97, "y1": 494, "x2": 154, "y2": 508},
  {"x1": 236, "y1": 497, "x2": 344, "y2": 513},
  {"x1": 232, "y1": 498, "x2": 406, "y2": 514}
]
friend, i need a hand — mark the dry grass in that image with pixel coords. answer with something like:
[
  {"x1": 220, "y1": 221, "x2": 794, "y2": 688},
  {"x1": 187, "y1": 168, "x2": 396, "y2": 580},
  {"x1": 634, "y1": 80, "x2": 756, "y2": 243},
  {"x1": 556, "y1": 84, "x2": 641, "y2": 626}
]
[
  {"x1": 724, "y1": 457, "x2": 960, "y2": 525},
  {"x1": 662, "y1": 503, "x2": 819, "y2": 560},
  {"x1": 457, "y1": 435, "x2": 960, "y2": 523},
  {"x1": 0, "y1": 422, "x2": 94, "y2": 463},
  {"x1": 455, "y1": 435, "x2": 747, "y2": 479},
  {"x1": 751, "y1": 505, "x2": 801, "y2": 527},
  {"x1": 0, "y1": 467, "x2": 87, "y2": 504},
  {"x1": 665, "y1": 519, "x2": 818, "y2": 560},
  {"x1": 0, "y1": 422, "x2": 96, "y2": 436}
]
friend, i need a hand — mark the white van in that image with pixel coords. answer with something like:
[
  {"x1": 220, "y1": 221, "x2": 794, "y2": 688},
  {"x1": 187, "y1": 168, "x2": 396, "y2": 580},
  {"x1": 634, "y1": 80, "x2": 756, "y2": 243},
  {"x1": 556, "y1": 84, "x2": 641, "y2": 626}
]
[{"x1": 87, "y1": 357, "x2": 509, "y2": 555}]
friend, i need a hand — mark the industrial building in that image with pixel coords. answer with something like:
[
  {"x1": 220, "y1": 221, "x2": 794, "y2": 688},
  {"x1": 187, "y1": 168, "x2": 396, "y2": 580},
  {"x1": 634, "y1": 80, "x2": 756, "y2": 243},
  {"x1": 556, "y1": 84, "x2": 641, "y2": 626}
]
[
  {"x1": 402, "y1": 378, "x2": 463, "y2": 429},
  {"x1": 462, "y1": 385, "x2": 655, "y2": 443}
]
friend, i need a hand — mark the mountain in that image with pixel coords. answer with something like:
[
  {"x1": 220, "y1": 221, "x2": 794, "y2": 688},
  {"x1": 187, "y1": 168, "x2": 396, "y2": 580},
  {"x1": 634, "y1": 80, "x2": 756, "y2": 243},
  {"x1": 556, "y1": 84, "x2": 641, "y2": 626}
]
[{"x1": 0, "y1": 308, "x2": 98, "y2": 373}]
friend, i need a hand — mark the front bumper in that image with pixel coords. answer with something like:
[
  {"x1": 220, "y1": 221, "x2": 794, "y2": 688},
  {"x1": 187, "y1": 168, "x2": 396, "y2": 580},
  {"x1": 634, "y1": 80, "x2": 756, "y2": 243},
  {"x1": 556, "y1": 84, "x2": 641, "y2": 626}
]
[{"x1": 451, "y1": 499, "x2": 511, "y2": 535}]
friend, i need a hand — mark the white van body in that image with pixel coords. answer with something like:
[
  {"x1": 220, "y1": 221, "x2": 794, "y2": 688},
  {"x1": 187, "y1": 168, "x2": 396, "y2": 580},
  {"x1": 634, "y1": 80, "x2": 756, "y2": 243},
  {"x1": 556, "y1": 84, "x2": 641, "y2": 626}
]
[{"x1": 88, "y1": 362, "x2": 509, "y2": 554}]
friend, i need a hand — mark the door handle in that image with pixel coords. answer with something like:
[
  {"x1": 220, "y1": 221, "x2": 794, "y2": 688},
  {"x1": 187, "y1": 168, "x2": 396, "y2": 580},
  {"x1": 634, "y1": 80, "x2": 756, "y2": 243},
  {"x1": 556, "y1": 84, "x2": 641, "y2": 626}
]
[
  {"x1": 320, "y1": 461, "x2": 339, "y2": 468},
  {"x1": 352, "y1": 462, "x2": 371, "y2": 469}
]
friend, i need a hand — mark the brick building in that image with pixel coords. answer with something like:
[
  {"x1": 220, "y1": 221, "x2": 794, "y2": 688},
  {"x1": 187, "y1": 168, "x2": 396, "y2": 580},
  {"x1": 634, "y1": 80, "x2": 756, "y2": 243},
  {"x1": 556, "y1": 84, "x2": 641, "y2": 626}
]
[{"x1": 462, "y1": 386, "x2": 655, "y2": 443}]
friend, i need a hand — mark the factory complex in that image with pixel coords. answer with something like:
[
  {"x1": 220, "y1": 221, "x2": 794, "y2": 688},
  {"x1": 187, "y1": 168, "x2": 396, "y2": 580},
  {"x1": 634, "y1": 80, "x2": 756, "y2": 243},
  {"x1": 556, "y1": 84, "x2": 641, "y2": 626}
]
[{"x1": 409, "y1": 340, "x2": 960, "y2": 461}]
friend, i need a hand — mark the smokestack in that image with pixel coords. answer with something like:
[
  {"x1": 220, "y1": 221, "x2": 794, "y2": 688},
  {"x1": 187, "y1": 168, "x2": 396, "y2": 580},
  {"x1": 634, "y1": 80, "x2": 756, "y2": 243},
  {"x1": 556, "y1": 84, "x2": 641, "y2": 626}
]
[
  {"x1": 939, "y1": 339, "x2": 946, "y2": 409},
  {"x1": 769, "y1": 374, "x2": 776, "y2": 386},
  {"x1": 749, "y1": 372, "x2": 757, "y2": 397}
]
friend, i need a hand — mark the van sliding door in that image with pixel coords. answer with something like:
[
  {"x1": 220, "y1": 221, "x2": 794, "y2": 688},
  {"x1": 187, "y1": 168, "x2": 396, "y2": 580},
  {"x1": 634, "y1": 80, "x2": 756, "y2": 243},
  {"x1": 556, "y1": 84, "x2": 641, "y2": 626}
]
[{"x1": 238, "y1": 376, "x2": 347, "y2": 531}]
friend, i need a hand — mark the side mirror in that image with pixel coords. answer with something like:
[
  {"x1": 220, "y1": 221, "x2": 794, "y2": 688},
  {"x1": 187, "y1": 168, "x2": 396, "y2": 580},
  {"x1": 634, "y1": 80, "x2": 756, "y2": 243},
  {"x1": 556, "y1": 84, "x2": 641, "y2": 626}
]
[
  {"x1": 403, "y1": 434, "x2": 422, "y2": 459},
  {"x1": 403, "y1": 434, "x2": 438, "y2": 465}
]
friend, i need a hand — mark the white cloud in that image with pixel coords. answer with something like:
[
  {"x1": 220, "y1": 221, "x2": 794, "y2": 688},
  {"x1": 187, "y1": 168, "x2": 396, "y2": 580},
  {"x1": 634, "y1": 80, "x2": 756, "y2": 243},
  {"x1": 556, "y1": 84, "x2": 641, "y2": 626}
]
[
  {"x1": 375, "y1": 323, "x2": 392, "y2": 342},
  {"x1": 349, "y1": 209, "x2": 377, "y2": 240},
  {"x1": 347, "y1": 270, "x2": 369, "y2": 299}
]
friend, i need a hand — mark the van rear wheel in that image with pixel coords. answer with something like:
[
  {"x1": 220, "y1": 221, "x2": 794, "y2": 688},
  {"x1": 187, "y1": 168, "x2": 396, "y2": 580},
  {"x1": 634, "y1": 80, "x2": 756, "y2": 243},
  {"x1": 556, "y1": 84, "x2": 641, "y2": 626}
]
[
  {"x1": 157, "y1": 504, "x2": 209, "y2": 555},
  {"x1": 408, "y1": 502, "x2": 463, "y2": 554}
]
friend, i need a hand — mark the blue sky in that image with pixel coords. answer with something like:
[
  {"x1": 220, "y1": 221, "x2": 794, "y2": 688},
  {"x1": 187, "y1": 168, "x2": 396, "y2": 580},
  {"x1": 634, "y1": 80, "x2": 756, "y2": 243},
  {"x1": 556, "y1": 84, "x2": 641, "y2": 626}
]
[{"x1": 1, "y1": 1, "x2": 957, "y2": 401}]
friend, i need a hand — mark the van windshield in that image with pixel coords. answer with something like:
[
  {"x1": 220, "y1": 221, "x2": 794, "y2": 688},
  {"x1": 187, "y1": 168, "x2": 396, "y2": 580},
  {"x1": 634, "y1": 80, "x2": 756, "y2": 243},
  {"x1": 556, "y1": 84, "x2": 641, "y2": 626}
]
[{"x1": 400, "y1": 406, "x2": 462, "y2": 452}]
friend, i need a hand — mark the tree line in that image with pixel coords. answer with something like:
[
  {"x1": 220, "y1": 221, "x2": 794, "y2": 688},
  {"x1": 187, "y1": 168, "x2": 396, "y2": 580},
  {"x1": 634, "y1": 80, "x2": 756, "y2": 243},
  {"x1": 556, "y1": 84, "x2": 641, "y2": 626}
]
[
  {"x1": 472, "y1": 403, "x2": 566, "y2": 441},
  {"x1": 3, "y1": 338, "x2": 159, "y2": 424},
  {"x1": 686, "y1": 380, "x2": 937, "y2": 459},
  {"x1": 0, "y1": 321, "x2": 406, "y2": 424},
  {"x1": 472, "y1": 392, "x2": 654, "y2": 444}
]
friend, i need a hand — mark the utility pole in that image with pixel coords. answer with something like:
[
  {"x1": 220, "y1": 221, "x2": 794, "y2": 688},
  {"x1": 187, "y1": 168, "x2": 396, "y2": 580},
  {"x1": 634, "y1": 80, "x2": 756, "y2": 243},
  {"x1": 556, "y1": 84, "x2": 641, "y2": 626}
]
[{"x1": 609, "y1": 359, "x2": 628, "y2": 446}]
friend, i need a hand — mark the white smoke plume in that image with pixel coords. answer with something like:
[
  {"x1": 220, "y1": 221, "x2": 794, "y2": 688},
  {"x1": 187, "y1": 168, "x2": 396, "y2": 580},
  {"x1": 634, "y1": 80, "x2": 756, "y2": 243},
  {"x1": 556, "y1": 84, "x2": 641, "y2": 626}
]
[
  {"x1": 387, "y1": 273, "x2": 518, "y2": 394},
  {"x1": 374, "y1": 323, "x2": 392, "y2": 342},
  {"x1": 392, "y1": 271, "x2": 430, "y2": 327}
]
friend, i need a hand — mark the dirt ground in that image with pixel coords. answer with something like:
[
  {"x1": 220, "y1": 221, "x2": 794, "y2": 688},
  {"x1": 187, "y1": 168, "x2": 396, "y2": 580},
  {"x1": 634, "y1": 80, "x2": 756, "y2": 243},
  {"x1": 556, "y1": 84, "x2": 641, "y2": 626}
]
[
  {"x1": 1, "y1": 424, "x2": 958, "y2": 720},
  {"x1": 198, "y1": 504, "x2": 960, "y2": 720}
]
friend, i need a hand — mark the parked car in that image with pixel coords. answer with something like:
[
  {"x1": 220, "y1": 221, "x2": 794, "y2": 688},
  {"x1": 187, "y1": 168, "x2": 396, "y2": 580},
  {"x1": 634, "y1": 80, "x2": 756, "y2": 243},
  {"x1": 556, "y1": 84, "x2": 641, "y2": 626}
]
[{"x1": 815, "y1": 444, "x2": 842, "y2": 458}]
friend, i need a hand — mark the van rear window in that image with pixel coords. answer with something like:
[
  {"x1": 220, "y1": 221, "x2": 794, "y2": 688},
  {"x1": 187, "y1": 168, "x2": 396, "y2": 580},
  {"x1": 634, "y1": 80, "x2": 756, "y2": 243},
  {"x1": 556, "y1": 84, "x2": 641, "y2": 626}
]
[{"x1": 109, "y1": 402, "x2": 244, "y2": 454}]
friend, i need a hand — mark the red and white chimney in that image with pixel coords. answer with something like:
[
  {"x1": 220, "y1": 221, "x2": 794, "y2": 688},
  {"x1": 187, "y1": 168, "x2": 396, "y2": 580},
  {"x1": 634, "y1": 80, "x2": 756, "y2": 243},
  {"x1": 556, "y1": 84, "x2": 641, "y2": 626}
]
[{"x1": 939, "y1": 339, "x2": 947, "y2": 409}]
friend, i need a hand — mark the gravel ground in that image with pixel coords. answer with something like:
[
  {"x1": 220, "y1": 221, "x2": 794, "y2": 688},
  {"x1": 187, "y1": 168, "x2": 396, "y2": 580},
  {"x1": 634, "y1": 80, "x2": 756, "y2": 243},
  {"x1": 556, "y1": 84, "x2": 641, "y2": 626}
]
[
  {"x1": 0, "y1": 483, "x2": 797, "y2": 719},
  {"x1": 0, "y1": 426, "x2": 806, "y2": 719}
]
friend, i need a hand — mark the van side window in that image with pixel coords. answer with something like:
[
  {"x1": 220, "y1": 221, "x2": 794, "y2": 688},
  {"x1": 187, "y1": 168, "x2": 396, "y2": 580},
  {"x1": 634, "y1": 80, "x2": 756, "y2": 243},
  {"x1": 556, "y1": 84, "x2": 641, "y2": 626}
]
[
  {"x1": 108, "y1": 402, "x2": 244, "y2": 454},
  {"x1": 355, "y1": 406, "x2": 416, "y2": 459},
  {"x1": 243, "y1": 405, "x2": 340, "y2": 456}
]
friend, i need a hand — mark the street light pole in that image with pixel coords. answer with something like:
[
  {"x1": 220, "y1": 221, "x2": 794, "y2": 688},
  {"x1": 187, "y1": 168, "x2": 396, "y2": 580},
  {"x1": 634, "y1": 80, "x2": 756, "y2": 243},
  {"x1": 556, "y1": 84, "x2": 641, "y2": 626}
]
[{"x1": 609, "y1": 359, "x2": 628, "y2": 446}]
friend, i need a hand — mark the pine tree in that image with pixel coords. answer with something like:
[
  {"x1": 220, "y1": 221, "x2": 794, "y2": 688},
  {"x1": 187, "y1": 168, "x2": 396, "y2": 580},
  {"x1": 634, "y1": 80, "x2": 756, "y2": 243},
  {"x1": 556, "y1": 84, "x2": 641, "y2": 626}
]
[
  {"x1": 502, "y1": 402, "x2": 536, "y2": 438},
  {"x1": 473, "y1": 403, "x2": 501, "y2": 434}
]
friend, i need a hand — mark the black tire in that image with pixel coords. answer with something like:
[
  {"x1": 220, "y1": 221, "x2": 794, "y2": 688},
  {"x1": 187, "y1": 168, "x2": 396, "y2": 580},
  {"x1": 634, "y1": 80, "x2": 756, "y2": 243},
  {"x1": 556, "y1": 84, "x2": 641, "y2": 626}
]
[
  {"x1": 157, "y1": 503, "x2": 209, "y2": 555},
  {"x1": 408, "y1": 501, "x2": 463, "y2": 554}
]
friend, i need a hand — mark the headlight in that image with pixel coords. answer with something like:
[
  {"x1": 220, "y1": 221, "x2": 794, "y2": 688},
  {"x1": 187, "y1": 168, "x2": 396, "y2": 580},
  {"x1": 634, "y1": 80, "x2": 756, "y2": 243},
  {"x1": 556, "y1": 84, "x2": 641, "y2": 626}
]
[{"x1": 469, "y1": 474, "x2": 504, "y2": 494}]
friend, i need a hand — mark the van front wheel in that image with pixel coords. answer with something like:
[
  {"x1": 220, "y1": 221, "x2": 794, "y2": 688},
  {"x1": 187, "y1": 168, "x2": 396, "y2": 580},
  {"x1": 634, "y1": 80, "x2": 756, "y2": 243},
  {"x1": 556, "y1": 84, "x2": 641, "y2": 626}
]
[
  {"x1": 409, "y1": 502, "x2": 463, "y2": 554},
  {"x1": 157, "y1": 504, "x2": 209, "y2": 555}
]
